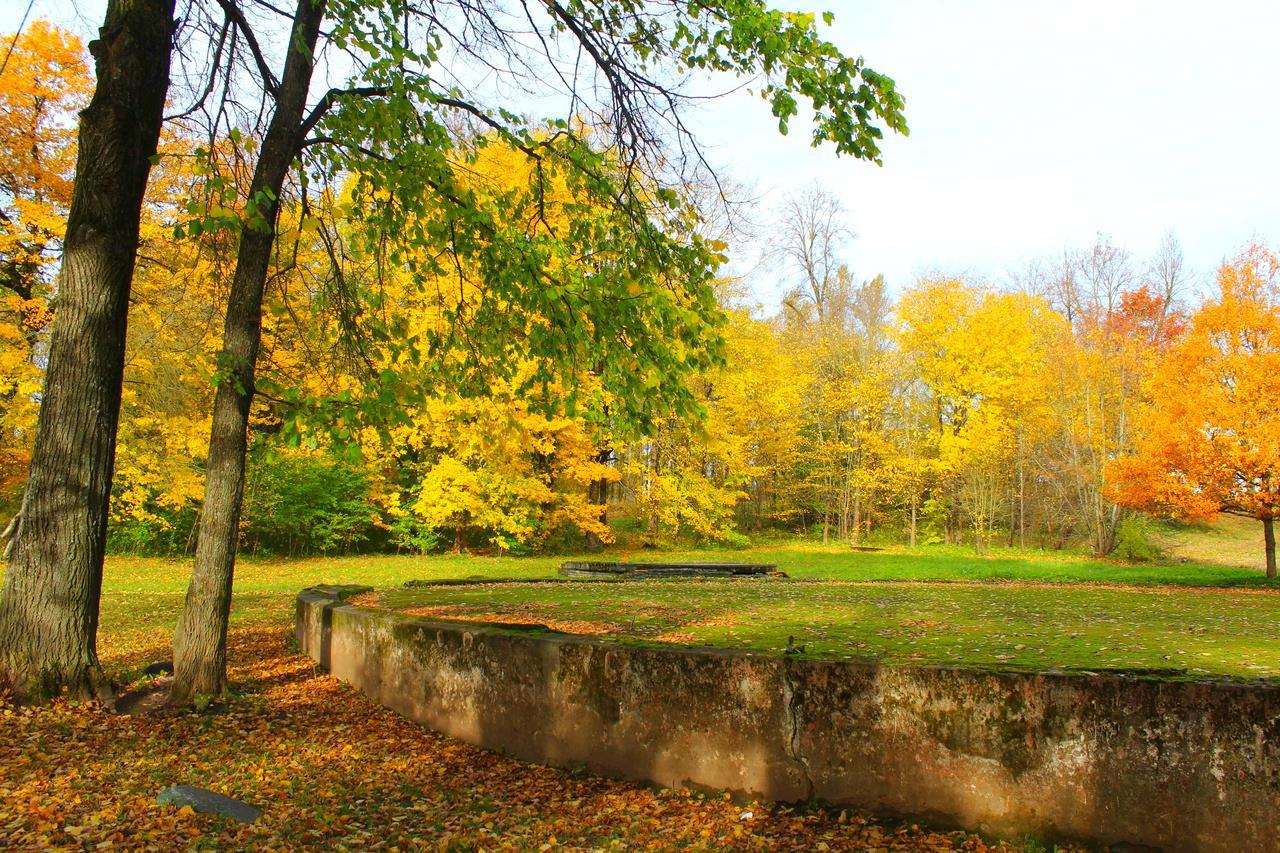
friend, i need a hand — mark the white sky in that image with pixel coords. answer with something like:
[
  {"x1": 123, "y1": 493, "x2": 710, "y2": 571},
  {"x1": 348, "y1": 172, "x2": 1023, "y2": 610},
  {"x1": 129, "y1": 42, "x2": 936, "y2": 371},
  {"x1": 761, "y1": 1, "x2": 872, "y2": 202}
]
[{"x1": 6, "y1": 0, "x2": 1279, "y2": 306}]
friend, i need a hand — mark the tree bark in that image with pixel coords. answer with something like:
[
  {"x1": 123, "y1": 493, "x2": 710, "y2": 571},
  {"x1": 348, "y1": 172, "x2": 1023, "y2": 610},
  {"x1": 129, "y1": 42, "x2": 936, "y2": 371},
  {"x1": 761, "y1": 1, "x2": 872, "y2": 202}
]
[
  {"x1": 1264, "y1": 516, "x2": 1276, "y2": 581},
  {"x1": 169, "y1": 0, "x2": 324, "y2": 705},
  {"x1": 851, "y1": 493, "x2": 861, "y2": 545},
  {"x1": 0, "y1": 0, "x2": 174, "y2": 703},
  {"x1": 908, "y1": 493, "x2": 917, "y2": 547},
  {"x1": 584, "y1": 448, "x2": 612, "y2": 551}
]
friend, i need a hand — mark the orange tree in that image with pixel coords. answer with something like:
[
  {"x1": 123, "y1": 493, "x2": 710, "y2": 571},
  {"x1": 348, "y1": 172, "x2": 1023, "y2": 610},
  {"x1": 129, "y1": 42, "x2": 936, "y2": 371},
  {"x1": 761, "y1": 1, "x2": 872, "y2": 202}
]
[
  {"x1": 0, "y1": 21, "x2": 91, "y2": 509},
  {"x1": 1108, "y1": 245, "x2": 1280, "y2": 578}
]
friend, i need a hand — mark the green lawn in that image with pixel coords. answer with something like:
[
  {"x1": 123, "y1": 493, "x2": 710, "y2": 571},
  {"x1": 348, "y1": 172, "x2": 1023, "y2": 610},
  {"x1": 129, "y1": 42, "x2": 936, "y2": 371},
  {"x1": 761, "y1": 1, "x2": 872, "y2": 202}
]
[
  {"x1": 370, "y1": 577, "x2": 1280, "y2": 681},
  {"x1": 95, "y1": 538, "x2": 1277, "y2": 680}
]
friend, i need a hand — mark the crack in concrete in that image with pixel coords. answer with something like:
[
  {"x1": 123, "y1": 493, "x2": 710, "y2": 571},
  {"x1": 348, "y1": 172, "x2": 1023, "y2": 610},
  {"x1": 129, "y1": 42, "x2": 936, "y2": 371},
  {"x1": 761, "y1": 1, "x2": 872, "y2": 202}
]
[{"x1": 780, "y1": 659, "x2": 815, "y2": 801}]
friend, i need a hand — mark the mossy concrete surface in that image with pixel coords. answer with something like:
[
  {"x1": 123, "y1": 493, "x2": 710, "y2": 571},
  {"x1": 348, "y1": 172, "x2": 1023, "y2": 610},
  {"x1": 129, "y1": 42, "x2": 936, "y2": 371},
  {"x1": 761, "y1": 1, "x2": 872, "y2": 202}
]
[{"x1": 297, "y1": 585, "x2": 1280, "y2": 853}]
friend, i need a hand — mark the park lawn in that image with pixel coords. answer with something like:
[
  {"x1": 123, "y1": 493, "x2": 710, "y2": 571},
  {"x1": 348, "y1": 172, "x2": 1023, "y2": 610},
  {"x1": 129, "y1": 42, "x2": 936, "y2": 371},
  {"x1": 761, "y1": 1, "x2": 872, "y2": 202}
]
[
  {"x1": 370, "y1": 577, "x2": 1280, "y2": 682},
  {"x1": 95, "y1": 540, "x2": 1273, "y2": 678},
  {"x1": 97, "y1": 540, "x2": 1270, "y2": 631}
]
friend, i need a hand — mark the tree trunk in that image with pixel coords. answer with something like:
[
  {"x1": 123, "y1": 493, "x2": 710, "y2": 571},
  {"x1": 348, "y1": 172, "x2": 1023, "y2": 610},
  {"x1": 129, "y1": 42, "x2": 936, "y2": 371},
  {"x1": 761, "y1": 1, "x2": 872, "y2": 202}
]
[
  {"x1": 170, "y1": 0, "x2": 324, "y2": 705},
  {"x1": 1264, "y1": 516, "x2": 1276, "y2": 581},
  {"x1": 909, "y1": 494, "x2": 917, "y2": 547},
  {"x1": 851, "y1": 493, "x2": 861, "y2": 545},
  {"x1": 584, "y1": 448, "x2": 612, "y2": 551},
  {"x1": 0, "y1": 0, "x2": 174, "y2": 703},
  {"x1": 1018, "y1": 453, "x2": 1026, "y2": 549}
]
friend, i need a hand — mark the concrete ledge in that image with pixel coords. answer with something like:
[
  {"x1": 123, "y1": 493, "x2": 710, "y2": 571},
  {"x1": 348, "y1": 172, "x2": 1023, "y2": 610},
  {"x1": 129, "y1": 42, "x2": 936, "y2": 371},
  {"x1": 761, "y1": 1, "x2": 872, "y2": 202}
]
[{"x1": 296, "y1": 585, "x2": 1280, "y2": 852}]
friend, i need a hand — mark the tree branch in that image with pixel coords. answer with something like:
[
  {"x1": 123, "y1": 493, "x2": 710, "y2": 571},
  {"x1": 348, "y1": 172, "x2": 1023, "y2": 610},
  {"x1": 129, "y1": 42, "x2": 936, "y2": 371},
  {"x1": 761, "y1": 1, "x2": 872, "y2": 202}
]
[
  {"x1": 215, "y1": 0, "x2": 280, "y2": 98},
  {"x1": 299, "y1": 86, "x2": 389, "y2": 139}
]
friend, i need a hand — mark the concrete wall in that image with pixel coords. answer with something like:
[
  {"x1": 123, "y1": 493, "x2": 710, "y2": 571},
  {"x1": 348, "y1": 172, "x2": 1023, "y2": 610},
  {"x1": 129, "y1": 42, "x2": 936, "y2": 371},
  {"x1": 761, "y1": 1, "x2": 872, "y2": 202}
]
[{"x1": 297, "y1": 585, "x2": 1280, "y2": 852}]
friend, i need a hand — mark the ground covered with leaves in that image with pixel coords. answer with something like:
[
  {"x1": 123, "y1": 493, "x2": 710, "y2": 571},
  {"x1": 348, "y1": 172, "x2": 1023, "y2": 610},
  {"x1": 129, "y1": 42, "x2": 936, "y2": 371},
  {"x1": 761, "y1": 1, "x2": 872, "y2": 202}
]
[{"x1": 2, "y1": 625, "x2": 1039, "y2": 851}]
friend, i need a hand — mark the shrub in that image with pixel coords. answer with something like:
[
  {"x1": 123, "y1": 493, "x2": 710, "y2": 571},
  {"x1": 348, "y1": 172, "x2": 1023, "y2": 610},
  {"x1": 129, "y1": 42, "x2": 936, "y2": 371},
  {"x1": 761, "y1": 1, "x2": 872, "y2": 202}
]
[
  {"x1": 239, "y1": 451, "x2": 379, "y2": 556},
  {"x1": 1112, "y1": 515, "x2": 1161, "y2": 562}
]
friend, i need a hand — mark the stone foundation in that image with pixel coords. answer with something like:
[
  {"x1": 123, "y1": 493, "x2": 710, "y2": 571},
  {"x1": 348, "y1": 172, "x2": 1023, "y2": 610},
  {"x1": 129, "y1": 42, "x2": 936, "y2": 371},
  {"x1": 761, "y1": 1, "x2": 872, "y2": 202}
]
[{"x1": 297, "y1": 584, "x2": 1280, "y2": 852}]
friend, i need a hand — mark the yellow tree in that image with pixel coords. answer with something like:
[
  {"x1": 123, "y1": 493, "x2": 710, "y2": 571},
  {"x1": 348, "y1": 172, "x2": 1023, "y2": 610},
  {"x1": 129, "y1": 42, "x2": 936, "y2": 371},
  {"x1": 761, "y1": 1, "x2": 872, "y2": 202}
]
[
  {"x1": 1109, "y1": 246, "x2": 1280, "y2": 578},
  {"x1": 896, "y1": 278, "x2": 1061, "y2": 552},
  {"x1": 781, "y1": 269, "x2": 897, "y2": 543},
  {"x1": 381, "y1": 376, "x2": 618, "y2": 553},
  {"x1": 623, "y1": 307, "x2": 802, "y2": 541},
  {"x1": 0, "y1": 21, "x2": 90, "y2": 510}
]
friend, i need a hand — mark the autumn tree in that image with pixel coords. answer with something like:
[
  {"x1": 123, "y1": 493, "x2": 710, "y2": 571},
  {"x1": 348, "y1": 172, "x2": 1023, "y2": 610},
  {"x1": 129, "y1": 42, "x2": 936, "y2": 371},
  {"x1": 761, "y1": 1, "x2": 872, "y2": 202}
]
[
  {"x1": 623, "y1": 307, "x2": 802, "y2": 540},
  {"x1": 0, "y1": 1, "x2": 175, "y2": 702},
  {"x1": 0, "y1": 22, "x2": 91, "y2": 512},
  {"x1": 1110, "y1": 246, "x2": 1280, "y2": 578},
  {"x1": 1013, "y1": 234, "x2": 1186, "y2": 555},
  {"x1": 164, "y1": 0, "x2": 907, "y2": 703},
  {"x1": 896, "y1": 278, "x2": 1061, "y2": 552}
]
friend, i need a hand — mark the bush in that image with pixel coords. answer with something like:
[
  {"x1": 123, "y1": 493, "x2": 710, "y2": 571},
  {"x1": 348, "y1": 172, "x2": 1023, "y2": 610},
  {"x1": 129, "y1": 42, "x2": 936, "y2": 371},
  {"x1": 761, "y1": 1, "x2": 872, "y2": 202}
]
[
  {"x1": 716, "y1": 529, "x2": 752, "y2": 550},
  {"x1": 1112, "y1": 516, "x2": 1161, "y2": 562},
  {"x1": 239, "y1": 451, "x2": 379, "y2": 556},
  {"x1": 387, "y1": 513, "x2": 447, "y2": 555},
  {"x1": 107, "y1": 503, "x2": 200, "y2": 556}
]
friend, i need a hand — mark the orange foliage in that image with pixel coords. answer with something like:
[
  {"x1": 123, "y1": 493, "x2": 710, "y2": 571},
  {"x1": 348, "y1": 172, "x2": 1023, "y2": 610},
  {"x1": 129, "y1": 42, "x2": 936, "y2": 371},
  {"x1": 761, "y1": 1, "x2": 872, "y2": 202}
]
[
  {"x1": 0, "y1": 624, "x2": 1022, "y2": 851},
  {"x1": 1109, "y1": 245, "x2": 1280, "y2": 534},
  {"x1": 0, "y1": 20, "x2": 91, "y2": 507}
]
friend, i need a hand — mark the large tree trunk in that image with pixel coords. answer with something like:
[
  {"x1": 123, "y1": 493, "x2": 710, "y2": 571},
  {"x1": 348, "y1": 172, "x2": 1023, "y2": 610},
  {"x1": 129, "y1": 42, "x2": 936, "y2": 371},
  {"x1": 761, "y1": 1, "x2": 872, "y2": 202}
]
[
  {"x1": 1264, "y1": 516, "x2": 1276, "y2": 581},
  {"x1": 169, "y1": 0, "x2": 324, "y2": 705},
  {"x1": 0, "y1": 0, "x2": 174, "y2": 703}
]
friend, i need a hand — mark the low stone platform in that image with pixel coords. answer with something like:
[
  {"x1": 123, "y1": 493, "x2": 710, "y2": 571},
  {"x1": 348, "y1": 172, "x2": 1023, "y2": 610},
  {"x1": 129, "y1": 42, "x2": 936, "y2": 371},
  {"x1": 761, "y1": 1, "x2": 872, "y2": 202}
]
[
  {"x1": 559, "y1": 560, "x2": 777, "y2": 578},
  {"x1": 298, "y1": 584, "x2": 1280, "y2": 853}
]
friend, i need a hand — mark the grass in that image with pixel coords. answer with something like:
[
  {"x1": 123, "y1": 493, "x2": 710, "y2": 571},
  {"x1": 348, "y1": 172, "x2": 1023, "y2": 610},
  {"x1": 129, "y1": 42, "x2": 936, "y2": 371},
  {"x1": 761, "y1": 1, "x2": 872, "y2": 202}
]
[
  {"x1": 93, "y1": 531, "x2": 1278, "y2": 683},
  {"x1": 1155, "y1": 514, "x2": 1269, "y2": 571},
  {"x1": 371, "y1": 577, "x2": 1280, "y2": 681}
]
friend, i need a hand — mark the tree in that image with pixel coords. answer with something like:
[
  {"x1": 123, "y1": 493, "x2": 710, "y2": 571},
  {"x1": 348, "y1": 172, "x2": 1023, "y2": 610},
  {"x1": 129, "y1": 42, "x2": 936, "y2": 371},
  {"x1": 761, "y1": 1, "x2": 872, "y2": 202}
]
[
  {"x1": 623, "y1": 307, "x2": 802, "y2": 541},
  {"x1": 171, "y1": 0, "x2": 328, "y2": 703},
  {"x1": 0, "y1": 21, "x2": 91, "y2": 514},
  {"x1": 1031, "y1": 235, "x2": 1178, "y2": 556},
  {"x1": 896, "y1": 278, "x2": 1061, "y2": 552},
  {"x1": 1109, "y1": 246, "x2": 1280, "y2": 578},
  {"x1": 0, "y1": 0, "x2": 176, "y2": 702},
  {"x1": 775, "y1": 186, "x2": 852, "y2": 326},
  {"x1": 166, "y1": 0, "x2": 907, "y2": 703}
]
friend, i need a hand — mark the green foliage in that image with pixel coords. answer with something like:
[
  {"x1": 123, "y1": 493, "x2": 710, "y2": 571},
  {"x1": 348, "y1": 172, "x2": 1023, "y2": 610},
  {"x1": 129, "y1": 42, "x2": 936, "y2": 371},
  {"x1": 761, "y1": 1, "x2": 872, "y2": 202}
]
[
  {"x1": 1112, "y1": 516, "x2": 1162, "y2": 563},
  {"x1": 107, "y1": 454, "x2": 379, "y2": 558},
  {"x1": 107, "y1": 503, "x2": 200, "y2": 556},
  {"x1": 387, "y1": 514, "x2": 447, "y2": 555},
  {"x1": 239, "y1": 451, "x2": 379, "y2": 556},
  {"x1": 716, "y1": 529, "x2": 752, "y2": 550},
  {"x1": 917, "y1": 497, "x2": 950, "y2": 546}
]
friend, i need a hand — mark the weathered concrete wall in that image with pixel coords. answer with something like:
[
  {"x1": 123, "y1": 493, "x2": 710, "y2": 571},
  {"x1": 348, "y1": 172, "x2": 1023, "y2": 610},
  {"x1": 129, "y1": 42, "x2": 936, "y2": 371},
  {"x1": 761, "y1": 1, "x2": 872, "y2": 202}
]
[{"x1": 297, "y1": 585, "x2": 1280, "y2": 852}]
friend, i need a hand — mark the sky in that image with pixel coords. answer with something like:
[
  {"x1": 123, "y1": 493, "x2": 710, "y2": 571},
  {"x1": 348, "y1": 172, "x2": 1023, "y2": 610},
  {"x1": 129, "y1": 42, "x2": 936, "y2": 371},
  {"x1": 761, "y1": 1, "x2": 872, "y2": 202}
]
[
  {"x1": 691, "y1": 1, "x2": 1280, "y2": 303},
  {"x1": 5, "y1": 0, "x2": 1279, "y2": 307}
]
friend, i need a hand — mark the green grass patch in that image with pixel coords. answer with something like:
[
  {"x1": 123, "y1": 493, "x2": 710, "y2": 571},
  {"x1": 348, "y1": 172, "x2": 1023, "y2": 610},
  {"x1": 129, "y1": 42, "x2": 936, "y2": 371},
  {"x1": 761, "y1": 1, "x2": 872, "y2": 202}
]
[
  {"x1": 94, "y1": 540, "x2": 1274, "y2": 676},
  {"x1": 371, "y1": 577, "x2": 1280, "y2": 682}
]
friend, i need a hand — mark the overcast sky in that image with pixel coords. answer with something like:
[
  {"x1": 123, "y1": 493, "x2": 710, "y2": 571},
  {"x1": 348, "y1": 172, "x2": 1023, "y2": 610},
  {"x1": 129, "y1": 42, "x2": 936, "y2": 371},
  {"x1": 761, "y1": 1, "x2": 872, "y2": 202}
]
[{"x1": 6, "y1": 0, "x2": 1279, "y2": 307}]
